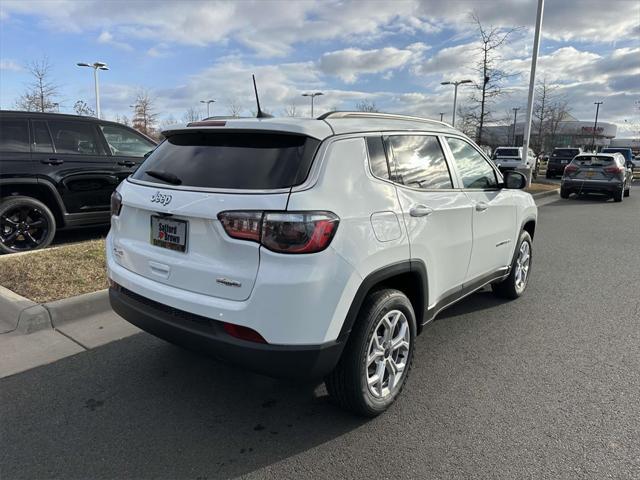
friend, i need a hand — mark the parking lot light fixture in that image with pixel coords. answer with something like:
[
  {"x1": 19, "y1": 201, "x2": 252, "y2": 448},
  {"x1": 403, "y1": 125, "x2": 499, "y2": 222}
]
[
  {"x1": 440, "y1": 79, "x2": 473, "y2": 127},
  {"x1": 77, "y1": 61, "x2": 109, "y2": 119},
  {"x1": 302, "y1": 92, "x2": 324, "y2": 118},
  {"x1": 200, "y1": 99, "x2": 216, "y2": 118}
]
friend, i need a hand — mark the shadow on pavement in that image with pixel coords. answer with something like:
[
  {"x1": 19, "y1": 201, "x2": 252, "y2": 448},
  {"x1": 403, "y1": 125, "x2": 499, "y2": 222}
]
[
  {"x1": 51, "y1": 225, "x2": 110, "y2": 246},
  {"x1": 0, "y1": 333, "x2": 366, "y2": 479}
]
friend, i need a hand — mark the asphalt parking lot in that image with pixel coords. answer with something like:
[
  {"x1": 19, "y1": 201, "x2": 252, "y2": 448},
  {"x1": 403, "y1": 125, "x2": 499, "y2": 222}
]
[{"x1": 1, "y1": 192, "x2": 639, "y2": 479}]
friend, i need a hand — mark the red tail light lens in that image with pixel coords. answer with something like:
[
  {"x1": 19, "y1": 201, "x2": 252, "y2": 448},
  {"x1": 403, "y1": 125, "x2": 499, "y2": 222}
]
[
  {"x1": 222, "y1": 322, "x2": 267, "y2": 343},
  {"x1": 110, "y1": 191, "x2": 122, "y2": 216},
  {"x1": 217, "y1": 211, "x2": 339, "y2": 254},
  {"x1": 564, "y1": 164, "x2": 578, "y2": 174},
  {"x1": 218, "y1": 211, "x2": 262, "y2": 241},
  {"x1": 604, "y1": 165, "x2": 623, "y2": 174},
  {"x1": 262, "y1": 212, "x2": 339, "y2": 254}
]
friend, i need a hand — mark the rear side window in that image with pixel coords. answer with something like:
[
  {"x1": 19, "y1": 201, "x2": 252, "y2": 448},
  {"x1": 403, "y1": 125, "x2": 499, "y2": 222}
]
[
  {"x1": 100, "y1": 124, "x2": 156, "y2": 157},
  {"x1": 132, "y1": 132, "x2": 320, "y2": 190},
  {"x1": 0, "y1": 119, "x2": 29, "y2": 152},
  {"x1": 446, "y1": 137, "x2": 498, "y2": 189},
  {"x1": 366, "y1": 136, "x2": 390, "y2": 179},
  {"x1": 48, "y1": 121, "x2": 105, "y2": 155},
  {"x1": 385, "y1": 135, "x2": 452, "y2": 189}
]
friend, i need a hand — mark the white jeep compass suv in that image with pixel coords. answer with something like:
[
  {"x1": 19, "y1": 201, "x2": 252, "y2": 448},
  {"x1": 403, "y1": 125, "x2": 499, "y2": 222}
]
[{"x1": 107, "y1": 112, "x2": 537, "y2": 416}]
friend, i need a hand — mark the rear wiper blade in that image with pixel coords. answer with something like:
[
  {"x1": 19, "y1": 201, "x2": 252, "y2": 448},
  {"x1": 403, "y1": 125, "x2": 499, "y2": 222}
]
[{"x1": 145, "y1": 170, "x2": 182, "y2": 185}]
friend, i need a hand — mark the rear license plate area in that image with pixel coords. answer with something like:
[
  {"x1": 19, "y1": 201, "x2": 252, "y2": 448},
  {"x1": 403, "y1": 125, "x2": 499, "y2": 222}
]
[{"x1": 150, "y1": 216, "x2": 188, "y2": 252}]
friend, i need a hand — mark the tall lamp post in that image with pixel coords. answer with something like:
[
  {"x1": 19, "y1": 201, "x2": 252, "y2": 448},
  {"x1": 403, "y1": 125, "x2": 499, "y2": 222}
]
[
  {"x1": 302, "y1": 92, "x2": 323, "y2": 118},
  {"x1": 439, "y1": 112, "x2": 445, "y2": 122},
  {"x1": 591, "y1": 101, "x2": 603, "y2": 151},
  {"x1": 512, "y1": 107, "x2": 521, "y2": 146},
  {"x1": 440, "y1": 79, "x2": 473, "y2": 127},
  {"x1": 200, "y1": 99, "x2": 215, "y2": 118},
  {"x1": 77, "y1": 62, "x2": 109, "y2": 119}
]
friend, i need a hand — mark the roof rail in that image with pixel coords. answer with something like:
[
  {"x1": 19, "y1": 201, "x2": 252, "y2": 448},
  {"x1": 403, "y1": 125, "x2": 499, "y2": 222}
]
[{"x1": 317, "y1": 111, "x2": 451, "y2": 127}]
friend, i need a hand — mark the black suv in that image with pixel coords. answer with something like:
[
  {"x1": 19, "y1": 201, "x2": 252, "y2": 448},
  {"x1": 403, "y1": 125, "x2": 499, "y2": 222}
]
[
  {"x1": 0, "y1": 111, "x2": 156, "y2": 253},
  {"x1": 546, "y1": 147, "x2": 581, "y2": 178}
]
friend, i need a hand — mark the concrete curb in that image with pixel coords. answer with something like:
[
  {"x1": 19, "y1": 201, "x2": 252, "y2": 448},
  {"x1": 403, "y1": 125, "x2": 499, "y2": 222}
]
[
  {"x1": 532, "y1": 189, "x2": 559, "y2": 200},
  {"x1": 0, "y1": 287, "x2": 109, "y2": 335}
]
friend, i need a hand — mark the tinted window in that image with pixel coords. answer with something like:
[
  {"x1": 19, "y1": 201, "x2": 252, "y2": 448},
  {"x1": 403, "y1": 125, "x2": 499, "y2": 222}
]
[
  {"x1": 366, "y1": 136, "x2": 390, "y2": 179},
  {"x1": 494, "y1": 148, "x2": 519, "y2": 157},
  {"x1": 552, "y1": 149, "x2": 579, "y2": 157},
  {"x1": 48, "y1": 121, "x2": 104, "y2": 155},
  {"x1": 446, "y1": 137, "x2": 498, "y2": 189},
  {"x1": 100, "y1": 124, "x2": 155, "y2": 157},
  {"x1": 0, "y1": 119, "x2": 29, "y2": 152},
  {"x1": 386, "y1": 135, "x2": 452, "y2": 189},
  {"x1": 132, "y1": 132, "x2": 319, "y2": 190},
  {"x1": 32, "y1": 121, "x2": 54, "y2": 153}
]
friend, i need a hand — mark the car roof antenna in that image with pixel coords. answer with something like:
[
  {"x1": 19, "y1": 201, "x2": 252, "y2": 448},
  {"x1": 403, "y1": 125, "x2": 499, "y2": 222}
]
[{"x1": 252, "y1": 74, "x2": 272, "y2": 118}]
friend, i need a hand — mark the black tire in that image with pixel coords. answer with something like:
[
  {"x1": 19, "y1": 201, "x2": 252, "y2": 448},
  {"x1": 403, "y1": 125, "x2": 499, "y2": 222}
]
[
  {"x1": 613, "y1": 188, "x2": 623, "y2": 203},
  {"x1": 560, "y1": 188, "x2": 570, "y2": 199},
  {"x1": 492, "y1": 230, "x2": 533, "y2": 300},
  {"x1": 0, "y1": 196, "x2": 56, "y2": 254},
  {"x1": 545, "y1": 171, "x2": 552, "y2": 179},
  {"x1": 325, "y1": 289, "x2": 416, "y2": 417}
]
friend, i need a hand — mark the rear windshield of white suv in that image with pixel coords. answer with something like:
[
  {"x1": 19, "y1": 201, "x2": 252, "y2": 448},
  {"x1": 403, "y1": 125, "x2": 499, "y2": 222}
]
[
  {"x1": 132, "y1": 132, "x2": 320, "y2": 190},
  {"x1": 494, "y1": 148, "x2": 519, "y2": 157}
]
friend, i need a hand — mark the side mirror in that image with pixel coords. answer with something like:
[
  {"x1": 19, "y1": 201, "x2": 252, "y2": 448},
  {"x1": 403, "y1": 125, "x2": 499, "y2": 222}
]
[{"x1": 503, "y1": 170, "x2": 527, "y2": 189}]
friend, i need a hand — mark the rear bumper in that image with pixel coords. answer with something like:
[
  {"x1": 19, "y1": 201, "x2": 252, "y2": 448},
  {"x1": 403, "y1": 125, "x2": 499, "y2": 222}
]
[
  {"x1": 109, "y1": 285, "x2": 345, "y2": 380},
  {"x1": 561, "y1": 179, "x2": 623, "y2": 194},
  {"x1": 547, "y1": 162, "x2": 568, "y2": 174}
]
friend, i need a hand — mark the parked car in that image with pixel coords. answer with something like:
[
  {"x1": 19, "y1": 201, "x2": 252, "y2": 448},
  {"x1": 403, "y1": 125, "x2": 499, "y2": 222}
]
[
  {"x1": 107, "y1": 112, "x2": 537, "y2": 417},
  {"x1": 547, "y1": 147, "x2": 582, "y2": 178},
  {"x1": 601, "y1": 147, "x2": 636, "y2": 170},
  {"x1": 0, "y1": 111, "x2": 157, "y2": 253},
  {"x1": 560, "y1": 152, "x2": 633, "y2": 202},
  {"x1": 492, "y1": 146, "x2": 538, "y2": 178}
]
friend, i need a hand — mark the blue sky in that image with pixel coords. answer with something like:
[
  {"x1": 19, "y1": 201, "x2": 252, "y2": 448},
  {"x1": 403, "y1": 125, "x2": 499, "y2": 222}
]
[{"x1": 1, "y1": 0, "x2": 638, "y2": 135}]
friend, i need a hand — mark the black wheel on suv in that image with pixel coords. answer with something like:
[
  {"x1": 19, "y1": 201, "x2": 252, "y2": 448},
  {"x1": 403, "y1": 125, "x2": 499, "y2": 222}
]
[
  {"x1": 613, "y1": 188, "x2": 624, "y2": 203},
  {"x1": 492, "y1": 230, "x2": 532, "y2": 300},
  {"x1": 325, "y1": 289, "x2": 416, "y2": 417},
  {"x1": 560, "y1": 188, "x2": 570, "y2": 199},
  {"x1": 0, "y1": 196, "x2": 56, "y2": 254}
]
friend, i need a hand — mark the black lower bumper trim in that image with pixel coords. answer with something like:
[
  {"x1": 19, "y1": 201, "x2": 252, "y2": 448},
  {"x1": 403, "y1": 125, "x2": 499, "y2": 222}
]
[
  {"x1": 109, "y1": 287, "x2": 345, "y2": 380},
  {"x1": 562, "y1": 181, "x2": 622, "y2": 194}
]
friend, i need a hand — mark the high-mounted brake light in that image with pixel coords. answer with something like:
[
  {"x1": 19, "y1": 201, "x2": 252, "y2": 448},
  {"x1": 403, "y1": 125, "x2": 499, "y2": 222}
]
[
  {"x1": 187, "y1": 120, "x2": 226, "y2": 127},
  {"x1": 217, "y1": 211, "x2": 339, "y2": 254}
]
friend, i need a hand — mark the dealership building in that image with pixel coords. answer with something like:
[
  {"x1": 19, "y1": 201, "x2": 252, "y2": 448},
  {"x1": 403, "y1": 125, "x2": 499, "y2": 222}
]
[{"x1": 481, "y1": 113, "x2": 617, "y2": 153}]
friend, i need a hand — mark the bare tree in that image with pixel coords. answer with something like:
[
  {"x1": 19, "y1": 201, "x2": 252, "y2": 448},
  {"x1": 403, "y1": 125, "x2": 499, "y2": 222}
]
[
  {"x1": 182, "y1": 107, "x2": 201, "y2": 123},
  {"x1": 160, "y1": 115, "x2": 178, "y2": 129},
  {"x1": 456, "y1": 105, "x2": 478, "y2": 138},
  {"x1": 533, "y1": 78, "x2": 555, "y2": 153},
  {"x1": 73, "y1": 100, "x2": 95, "y2": 116},
  {"x1": 284, "y1": 102, "x2": 299, "y2": 117},
  {"x1": 546, "y1": 100, "x2": 571, "y2": 149},
  {"x1": 114, "y1": 114, "x2": 131, "y2": 126},
  {"x1": 355, "y1": 99, "x2": 379, "y2": 112},
  {"x1": 131, "y1": 90, "x2": 158, "y2": 137},
  {"x1": 16, "y1": 57, "x2": 60, "y2": 112},
  {"x1": 468, "y1": 13, "x2": 521, "y2": 145},
  {"x1": 226, "y1": 97, "x2": 243, "y2": 117}
]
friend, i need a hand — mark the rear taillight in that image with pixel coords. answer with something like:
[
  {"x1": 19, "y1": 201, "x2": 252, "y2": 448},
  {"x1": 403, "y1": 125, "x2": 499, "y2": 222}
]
[
  {"x1": 564, "y1": 164, "x2": 578, "y2": 174},
  {"x1": 604, "y1": 165, "x2": 623, "y2": 174},
  {"x1": 110, "y1": 191, "x2": 122, "y2": 216},
  {"x1": 217, "y1": 211, "x2": 339, "y2": 254}
]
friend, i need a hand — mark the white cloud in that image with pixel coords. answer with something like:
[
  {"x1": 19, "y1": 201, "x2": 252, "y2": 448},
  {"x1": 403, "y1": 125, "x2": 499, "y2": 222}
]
[
  {"x1": 318, "y1": 47, "x2": 418, "y2": 83},
  {"x1": 0, "y1": 59, "x2": 23, "y2": 71},
  {"x1": 97, "y1": 30, "x2": 132, "y2": 51}
]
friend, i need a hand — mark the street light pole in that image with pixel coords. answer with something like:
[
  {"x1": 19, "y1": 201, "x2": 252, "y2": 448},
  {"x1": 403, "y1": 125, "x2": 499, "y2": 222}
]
[
  {"x1": 76, "y1": 61, "x2": 109, "y2": 119},
  {"x1": 439, "y1": 112, "x2": 445, "y2": 122},
  {"x1": 512, "y1": 107, "x2": 521, "y2": 146},
  {"x1": 200, "y1": 99, "x2": 215, "y2": 118},
  {"x1": 440, "y1": 79, "x2": 473, "y2": 127},
  {"x1": 522, "y1": 0, "x2": 544, "y2": 186},
  {"x1": 592, "y1": 101, "x2": 603, "y2": 151},
  {"x1": 302, "y1": 92, "x2": 324, "y2": 118}
]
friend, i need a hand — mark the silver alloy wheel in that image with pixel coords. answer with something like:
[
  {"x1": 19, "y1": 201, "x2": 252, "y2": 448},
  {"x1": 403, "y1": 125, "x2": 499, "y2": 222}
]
[
  {"x1": 514, "y1": 241, "x2": 531, "y2": 293},
  {"x1": 366, "y1": 309, "x2": 411, "y2": 399}
]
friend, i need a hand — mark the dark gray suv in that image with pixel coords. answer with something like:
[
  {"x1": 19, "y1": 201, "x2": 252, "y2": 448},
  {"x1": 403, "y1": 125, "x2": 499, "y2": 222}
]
[{"x1": 560, "y1": 153, "x2": 633, "y2": 202}]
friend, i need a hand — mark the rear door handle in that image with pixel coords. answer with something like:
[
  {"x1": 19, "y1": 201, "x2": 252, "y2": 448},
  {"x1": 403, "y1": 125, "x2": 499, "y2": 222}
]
[
  {"x1": 475, "y1": 202, "x2": 489, "y2": 212},
  {"x1": 41, "y1": 158, "x2": 64, "y2": 165},
  {"x1": 117, "y1": 160, "x2": 136, "y2": 167},
  {"x1": 409, "y1": 204, "x2": 434, "y2": 217}
]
